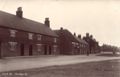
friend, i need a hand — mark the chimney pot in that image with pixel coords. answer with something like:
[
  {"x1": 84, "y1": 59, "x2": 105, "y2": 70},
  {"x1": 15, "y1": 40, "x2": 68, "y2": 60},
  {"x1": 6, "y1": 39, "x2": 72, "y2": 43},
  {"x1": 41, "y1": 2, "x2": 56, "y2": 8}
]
[
  {"x1": 74, "y1": 33, "x2": 76, "y2": 36},
  {"x1": 90, "y1": 35, "x2": 93, "y2": 39},
  {"x1": 86, "y1": 33, "x2": 89, "y2": 37},
  {"x1": 60, "y1": 27, "x2": 63, "y2": 30},
  {"x1": 78, "y1": 34, "x2": 81, "y2": 39}
]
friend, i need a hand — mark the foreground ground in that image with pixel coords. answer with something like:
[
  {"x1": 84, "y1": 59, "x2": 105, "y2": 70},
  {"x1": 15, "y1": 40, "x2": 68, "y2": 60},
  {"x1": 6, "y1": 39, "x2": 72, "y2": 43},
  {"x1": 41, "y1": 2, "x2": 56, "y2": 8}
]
[
  {"x1": 0, "y1": 59, "x2": 120, "y2": 77},
  {"x1": 0, "y1": 54, "x2": 120, "y2": 72}
]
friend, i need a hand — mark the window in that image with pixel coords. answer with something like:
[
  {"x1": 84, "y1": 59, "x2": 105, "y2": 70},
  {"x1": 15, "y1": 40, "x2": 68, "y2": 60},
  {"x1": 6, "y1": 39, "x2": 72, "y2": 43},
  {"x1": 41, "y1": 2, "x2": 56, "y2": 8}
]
[
  {"x1": 72, "y1": 42, "x2": 79, "y2": 48},
  {"x1": 53, "y1": 45, "x2": 57, "y2": 52},
  {"x1": 36, "y1": 44, "x2": 42, "y2": 51},
  {"x1": 10, "y1": 29, "x2": 17, "y2": 37},
  {"x1": 76, "y1": 43, "x2": 79, "y2": 46},
  {"x1": 28, "y1": 33, "x2": 33, "y2": 40},
  {"x1": 72, "y1": 42, "x2": 76, "y2": 47},
  {"x1": 37, "y1": 34, "x2": 42, "y2": 40},
  {"x1": 8, "y1": 42, "x2": 17, "y2": 51},
  {"x1": 54, "y1": 38, "x2": 57, "y2": 43}
]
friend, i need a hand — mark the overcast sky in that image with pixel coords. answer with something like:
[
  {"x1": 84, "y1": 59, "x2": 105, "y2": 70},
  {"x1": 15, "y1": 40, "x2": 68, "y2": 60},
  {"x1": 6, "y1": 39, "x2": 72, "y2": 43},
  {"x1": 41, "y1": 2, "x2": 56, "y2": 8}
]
[{"x1": 0, "y1": 0, "x2": 120, "y2": 46}]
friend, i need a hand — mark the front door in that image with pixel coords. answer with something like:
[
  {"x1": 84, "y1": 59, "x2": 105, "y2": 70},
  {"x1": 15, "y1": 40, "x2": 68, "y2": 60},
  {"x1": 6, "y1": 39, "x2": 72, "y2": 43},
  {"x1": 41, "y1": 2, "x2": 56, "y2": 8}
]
[
  {"x1": 48, "y1": 46, "x2": 52, "y2": 55},
  {"x1": 29, "y1": 45, "x2": 33, "y2": 56},
  {"x1": 20, "y1": 44, "x2": 24, "y2": 56},
  {"x1": 44, "y1": 45, "x2": 47, "y2": 55}
]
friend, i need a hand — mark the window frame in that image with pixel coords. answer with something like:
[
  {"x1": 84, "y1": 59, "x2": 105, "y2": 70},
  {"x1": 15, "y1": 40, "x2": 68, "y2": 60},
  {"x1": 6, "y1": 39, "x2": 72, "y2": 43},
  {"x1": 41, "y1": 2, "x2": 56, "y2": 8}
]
[
  {"x1": 28, "y1": 33, "x2": 33, "y2": 40},
  {"x1": 54, "y1": 38, "x2": 57, "y2": 43},
  {"x1": 37, "y1": 34, "x2": 42, "y2": 41},
  {"x1": 36, "y1": 44, "x2": 42, "y2": 51},
  {"x1": 9, "y1": 29, "x2": 17, "y2": 37},
  {"x1": 8, "y1": 41, "x2": 17, "y2": 51}
]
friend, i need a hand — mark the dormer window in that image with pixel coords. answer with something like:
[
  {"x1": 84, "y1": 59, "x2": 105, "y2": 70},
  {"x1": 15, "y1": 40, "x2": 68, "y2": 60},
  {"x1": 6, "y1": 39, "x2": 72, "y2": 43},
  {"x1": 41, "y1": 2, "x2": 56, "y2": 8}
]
[
  {"x1": 37, "y1": 34, "x2": 42, "y2": 40},
  {"x1": 54, "y1": 38, "x2": 57, "y2": 43},
  {"x1": 10, "y1": 29, "x2": 17, "y2": 37},
  {"x1": 28, "y1": 33, "x2": 33, "y2": 40}
]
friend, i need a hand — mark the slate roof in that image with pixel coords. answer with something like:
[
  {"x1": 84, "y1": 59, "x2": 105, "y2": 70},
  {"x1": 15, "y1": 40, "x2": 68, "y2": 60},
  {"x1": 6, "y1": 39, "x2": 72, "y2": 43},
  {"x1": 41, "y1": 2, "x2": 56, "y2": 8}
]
[
  {"x1": 54, "y1": 29, "x2": 79, "y2": 43},
  {"x1": 0, "y1": 11, "x2": 58, "y2": 37},
  {"x1": 54, "y1": 29, "x2": 88, "y2": 45},
  {"x1": 74, "y1": 36, "x2": 88, "y2": 45}
]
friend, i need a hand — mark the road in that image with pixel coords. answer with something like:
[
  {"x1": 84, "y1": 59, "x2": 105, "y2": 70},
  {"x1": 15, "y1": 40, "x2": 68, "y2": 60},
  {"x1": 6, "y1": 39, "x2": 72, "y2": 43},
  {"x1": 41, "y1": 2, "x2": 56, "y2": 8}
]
[{"x1": 0, "y1": 54, "x2": 120, "y2": 72}]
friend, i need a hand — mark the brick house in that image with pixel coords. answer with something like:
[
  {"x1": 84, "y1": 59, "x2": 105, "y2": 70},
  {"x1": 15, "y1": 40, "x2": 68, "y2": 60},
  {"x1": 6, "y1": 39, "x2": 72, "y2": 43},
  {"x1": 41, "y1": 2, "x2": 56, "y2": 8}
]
[
  {"x1": 54, "y1": 28, "x2": 88, "y2": 55},
  {"x1": 73, "y1": 33, "x2": 89, "y2": 55},
  {"x1": 0, "y1": 7, "x2": 59, "y2": 58},
  {"x1": 83, "y1": 33, "x2": 100, "y2": 54}
]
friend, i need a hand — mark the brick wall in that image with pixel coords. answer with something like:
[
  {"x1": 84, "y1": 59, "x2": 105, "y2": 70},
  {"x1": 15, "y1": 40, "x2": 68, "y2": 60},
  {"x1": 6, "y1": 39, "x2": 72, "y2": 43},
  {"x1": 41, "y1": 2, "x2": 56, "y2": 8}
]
[{"x1": 0, "y1": 27, "x2": 59, "y2": 57}]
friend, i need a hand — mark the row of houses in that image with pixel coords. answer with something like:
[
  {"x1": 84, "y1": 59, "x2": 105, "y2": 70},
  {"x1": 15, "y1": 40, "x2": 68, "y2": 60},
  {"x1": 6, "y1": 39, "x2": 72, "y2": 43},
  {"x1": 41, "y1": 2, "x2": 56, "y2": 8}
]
[{"x1": 0, "y1": 7, "x2": 100, "y2": 58}]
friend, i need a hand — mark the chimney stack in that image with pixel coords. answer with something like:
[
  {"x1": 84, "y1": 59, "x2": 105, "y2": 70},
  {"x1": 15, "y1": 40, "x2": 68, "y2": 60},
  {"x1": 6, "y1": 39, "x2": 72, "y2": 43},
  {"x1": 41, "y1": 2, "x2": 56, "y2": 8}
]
[
  {"x1": 78, "y1": 34, "x2": 81, "y2": 39},
  {"x1": 86, "y1": 33, "x2": 89, "y2": 37},
  {"x1": 90, "y1": 35, "x2": 93, "y2": 39},
  {"x1": 60, "y1": 27, "x2": 63, "y2": 30},
  {"x1": 74, "y1": 33, "x2": 76, "y2": 36},
  {"x1": 44, "y1": 17, "x2": 50, "y2": 27},
  {"x1": 16, "y1": 7, "x2": 23, "y2": 18}
]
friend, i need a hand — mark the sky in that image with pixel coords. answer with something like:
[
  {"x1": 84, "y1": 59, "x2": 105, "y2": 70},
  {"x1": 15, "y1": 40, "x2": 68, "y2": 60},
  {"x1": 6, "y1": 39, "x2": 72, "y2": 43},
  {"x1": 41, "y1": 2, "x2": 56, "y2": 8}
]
[{"x1": 0, "y1": 0, "x2": 120, "y2": 46}]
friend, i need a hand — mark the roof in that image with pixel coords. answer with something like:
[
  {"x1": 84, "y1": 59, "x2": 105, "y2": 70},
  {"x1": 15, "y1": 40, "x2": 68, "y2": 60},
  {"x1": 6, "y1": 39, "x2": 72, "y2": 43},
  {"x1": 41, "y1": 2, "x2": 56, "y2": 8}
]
[
  {"x1": 54, "y1": 29, "x2": 88, "y2": 45},
  {"x1": 0, "y1": 11, "x2": 58, "y2": 37},
  {"x1": 74, "y1": 36, "x2": 88, "y2": 45},
  {"x1": 54, "y1": 29, "x2": 79, "y2": 43}
]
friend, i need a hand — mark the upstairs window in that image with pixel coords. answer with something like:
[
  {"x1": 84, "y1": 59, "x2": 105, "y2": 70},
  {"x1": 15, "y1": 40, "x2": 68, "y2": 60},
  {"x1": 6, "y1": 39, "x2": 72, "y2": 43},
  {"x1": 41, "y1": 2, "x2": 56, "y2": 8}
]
[
  {"x1": 72, "y1": 42, "x2": 76, "y2": 47},
  {"x1": 8, "y1": 42, "x2": 17, "y2": 51},
  {"x1": 37, "y1": 34, "x2": 42, "y2": 40},
  {"x1": 10, "y1": 29, "x2": 17, "y2": 37},
  {"x1": 76, "y1": 43, "x2": 79, "y2": 46},
  {"x1": 28, "y1": 33, "x2": 33, "y2": 40}
]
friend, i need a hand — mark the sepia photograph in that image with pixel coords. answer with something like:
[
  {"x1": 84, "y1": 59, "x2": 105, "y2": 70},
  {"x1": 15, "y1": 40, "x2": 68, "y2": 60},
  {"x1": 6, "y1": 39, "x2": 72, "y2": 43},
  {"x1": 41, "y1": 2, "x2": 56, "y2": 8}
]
[{"x1": 0, "y1": 0, "x2": 120, "y2": 77}]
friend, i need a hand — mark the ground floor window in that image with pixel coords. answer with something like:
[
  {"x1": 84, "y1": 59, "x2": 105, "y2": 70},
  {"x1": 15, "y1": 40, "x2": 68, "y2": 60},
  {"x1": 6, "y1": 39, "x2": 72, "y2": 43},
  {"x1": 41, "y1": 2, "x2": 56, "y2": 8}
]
[
  {"x1": 36, "y1": 44, "x2": 42, "y2": 52},
  {"x1": 8, "y1": 42, "x2": 17, "y2": 51},
  {"x1": 53, "y1": 45, "x2": 57, "y2": 53}
]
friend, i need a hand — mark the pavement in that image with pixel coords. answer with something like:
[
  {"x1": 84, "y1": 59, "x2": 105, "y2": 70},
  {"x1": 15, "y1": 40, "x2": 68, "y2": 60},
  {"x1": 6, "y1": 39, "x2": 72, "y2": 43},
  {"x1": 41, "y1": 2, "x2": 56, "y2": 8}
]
[{"x1": 0, "y1": 54, "x2": 120, "y2": 72}]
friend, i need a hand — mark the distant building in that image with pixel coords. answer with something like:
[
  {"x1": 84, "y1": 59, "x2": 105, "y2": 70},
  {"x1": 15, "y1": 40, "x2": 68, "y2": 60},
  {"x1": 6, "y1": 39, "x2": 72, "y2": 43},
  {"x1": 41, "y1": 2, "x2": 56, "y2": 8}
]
[
  {"x1": 0, "y1": 7, "x2": 59, "y2": 58},
  {"x1": 54, "y1": 28, "x2": 89, "y2": 55},
  {"x1": 73, "y1": 34, "x2": 89, "y2": 55},
  {"x1": 83, "y1": 33, "x2": 100, "y2": 54}
]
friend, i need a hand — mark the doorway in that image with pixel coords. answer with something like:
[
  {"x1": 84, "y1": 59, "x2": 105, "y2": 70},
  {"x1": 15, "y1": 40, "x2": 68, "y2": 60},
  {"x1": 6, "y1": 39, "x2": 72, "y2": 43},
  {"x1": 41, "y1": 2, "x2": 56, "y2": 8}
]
[
  {"x1": 20, "y1": 44, "x2": 24, "y2": 56},
  {"x1": 29, "y1": 45, "x2": 33, "y2": 56},
  {"x1": 48, "y1": 46, "x2": 52, "y2": 55},
  {"x1": 44, "y1": 45, "x2": 47, "y2": 55}
]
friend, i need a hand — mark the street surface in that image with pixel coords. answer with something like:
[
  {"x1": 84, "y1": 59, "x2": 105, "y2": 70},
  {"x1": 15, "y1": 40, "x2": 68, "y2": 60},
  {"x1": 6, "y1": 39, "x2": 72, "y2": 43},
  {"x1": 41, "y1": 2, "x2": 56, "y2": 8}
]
[{"x1": 0, "y1": 54, "x2": 120, "y2": 72}]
